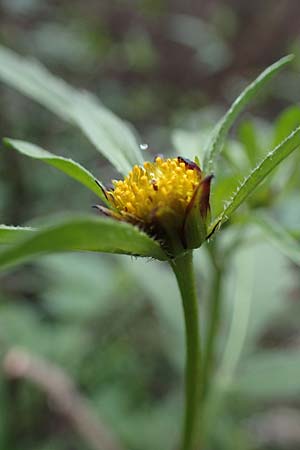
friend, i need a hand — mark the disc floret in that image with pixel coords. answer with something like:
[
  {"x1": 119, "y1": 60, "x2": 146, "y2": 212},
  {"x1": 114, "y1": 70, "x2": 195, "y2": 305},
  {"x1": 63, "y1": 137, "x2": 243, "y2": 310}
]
[{"x1": 98, "y1": 156, "x2": 212, "y2": 256}]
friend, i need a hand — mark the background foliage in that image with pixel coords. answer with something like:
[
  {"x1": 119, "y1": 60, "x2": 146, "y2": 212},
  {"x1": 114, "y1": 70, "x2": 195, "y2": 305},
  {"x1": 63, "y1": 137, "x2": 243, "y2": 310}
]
[{"x1": 1, "y1": 1, "x2": 300, "y2": 449}]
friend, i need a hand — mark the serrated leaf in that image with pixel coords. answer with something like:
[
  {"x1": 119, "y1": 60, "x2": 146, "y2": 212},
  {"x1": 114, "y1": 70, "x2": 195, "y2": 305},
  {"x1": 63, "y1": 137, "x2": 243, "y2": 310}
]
[
  {"x1": 0, "y1": 215, "x2": 167, "y2": 270},
  {"x1": 4, "y1": 138, "x2": 108, "y2": 203},
  {"x1": 234, "y1": 351, "x2": 300, "y2": 399},
  {"x1": 0, "y1": 45, "x2": 143, "y2": 174},
  {"x1": 203, "y1": 55, "x2": 294, "y2": 173},
  {"x1": 250, "y1": 211, "x2": 300, "y2": 265},
  {"x1": 209, "y1": 126, "x2": 300, "y2": 233},
  {"x1": 0, "y1": 225, "x2": 35, "y2": 244}
]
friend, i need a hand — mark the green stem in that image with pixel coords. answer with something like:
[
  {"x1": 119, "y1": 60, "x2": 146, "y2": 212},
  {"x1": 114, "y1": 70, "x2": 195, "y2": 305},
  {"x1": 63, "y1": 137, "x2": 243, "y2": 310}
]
[
  {"x1": 202, "y1": 246, "x2": 222, "y2": 399},
  {"x1": 170, "y1": 251, "x2": 201, "y2": 450}
]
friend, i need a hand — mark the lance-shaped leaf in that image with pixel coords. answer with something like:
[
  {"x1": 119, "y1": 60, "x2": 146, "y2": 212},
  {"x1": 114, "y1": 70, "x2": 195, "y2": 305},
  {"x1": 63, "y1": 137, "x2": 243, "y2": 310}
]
[
  {"x1": 250, "y1": 212, "x2": 300, "y2": 265},
  {"x1": 209, "y1": 126, "x2": 300, "y2": 234},
  {"x1": 71, "y1": 93, "x2": 143, "y2": 173},
  {"x1": 3, "y1": 138, "x2": 108, "y2": 204},
  {"x1": 203, "y1": 55, "x2": 294, "y2": 173},
  {"x1": 0, "y1": 225, "x2": 35, "y2": 245},
  {"x1": 0, "y1": 45, "x2": 143, "y2": 175},
  {"x1": 0, "y1": 215, "x2": 167, "y2": 270}
]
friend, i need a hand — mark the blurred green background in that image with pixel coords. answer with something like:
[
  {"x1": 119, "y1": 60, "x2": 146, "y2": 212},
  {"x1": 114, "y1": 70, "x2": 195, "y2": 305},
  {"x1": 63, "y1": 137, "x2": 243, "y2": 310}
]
[{"x1": 1, "y1": 1, "x2": 300, "y2": 449}]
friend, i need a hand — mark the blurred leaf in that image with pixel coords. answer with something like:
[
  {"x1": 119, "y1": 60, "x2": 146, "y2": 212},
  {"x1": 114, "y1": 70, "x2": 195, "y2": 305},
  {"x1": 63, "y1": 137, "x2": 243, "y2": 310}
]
[
  {"x1": 1, "y1": 0, "x2": 42, "y2": 15},
  {"x1": 250, "y1": 211, "x2": 300, "y2": 265},
  {"x1": 96, "y1": 386, "x2": 180, "y2": 450},
  {"x1": 0, "y1": 303, "x2": 90, "y2": 367},
  {"x1": 218, "y1": 248, "x2": 253, "y2": 385},
  {"x1": 71, "y1": 92, "x2": 142, "y2": 173},
  {"x1": 31, "y1": 22, "x2": 96, "y2": 68},
  {"x1": 221, "y1": 234, "x2": 294, "y2": 349},
  {"x1": 203, "y1": 55, "x2": 294, "y2": 173},
  {"x1": 169, "y1": 14, "x2": 232, "y2": 73},
  {"x1": 4, "y1": 138, "x2": 108, "y2": 203},
  {"x1": 0, "y1": 225, "x2": 34, "y2": 244},
  {"x1": 123, "y1": 258, "x2": 184, "y2": 369},
  {"x1": 210, "y1": 171, "x2": 245, "y2": 218},
  {"x1": 200, "y1": 248, "x2": 254, "y2": 446},
  {"x1": 0, "y1": 304, "x2": 42, "y2": 349},
  {"x1": 276, "y1": 194, "x2": 300, "y2": 230},
  {"x1": 234, "y1": 350, "x2": 300, "y2": 399},
  {"x1": 171, "y1": 129, "x2": 208, "y2": 161},
  {"x1": 210, "y1": 126, "x2": 300, "y2": 233},
  {"x1": 0, "y1": 215, "x2": 166, "y2": 270},
  {"x1": 273, "y1": 105, "x2": 300, "y2": 146},
  {"x1": 124, "y1": 259, "x2": 182, "y2": 332},
  {"x1": 237, "y1": 120, "x2": 260, "y2": 166},
  {"x1": 40, "y1": 254, "x2": 123, "y2": 320},
  {"x1": 0, "y1": 45, "x2": 143, "y2": 174}
]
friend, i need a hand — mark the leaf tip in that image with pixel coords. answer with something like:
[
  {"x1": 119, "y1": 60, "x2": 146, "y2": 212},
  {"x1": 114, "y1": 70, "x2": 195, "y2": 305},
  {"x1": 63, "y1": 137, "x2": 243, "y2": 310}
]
[
  {"x1": 277, "y1": 54, "x2": 295, "y2": 67},
  {"x1": 2, "y1": 137, "x2": 14, "y2": 148}
]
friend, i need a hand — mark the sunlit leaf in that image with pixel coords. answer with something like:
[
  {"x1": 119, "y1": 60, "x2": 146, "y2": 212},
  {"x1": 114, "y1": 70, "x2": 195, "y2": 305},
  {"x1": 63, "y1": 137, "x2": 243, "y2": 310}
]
[
  {"x1": 3, "y1": 138, "x2": 108, "y2": 203},
  {"x1": 0, "y1": 225, "x2": 35, "y2": 245},
  {"x1": 0, "y1": 45, "x2": 143, "y2": 174},
  {"x1": 250, "y1": 211, "x2": 300, "y2": 265},
  {"x1": 209, "y1": 126, "x2": 300, "y2": 233},
  {"x1": 0, "y1": 215, "x2": 167, "y2": 270},
  {"x1": 203, "y1": 55, "x2": 294, "y2": 173}
]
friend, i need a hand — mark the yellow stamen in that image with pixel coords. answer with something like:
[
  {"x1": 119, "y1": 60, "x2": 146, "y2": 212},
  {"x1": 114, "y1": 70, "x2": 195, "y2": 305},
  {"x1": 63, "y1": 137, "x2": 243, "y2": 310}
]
[{"x1": 107, "y1": 157, "x2": 202, "y2": 223}]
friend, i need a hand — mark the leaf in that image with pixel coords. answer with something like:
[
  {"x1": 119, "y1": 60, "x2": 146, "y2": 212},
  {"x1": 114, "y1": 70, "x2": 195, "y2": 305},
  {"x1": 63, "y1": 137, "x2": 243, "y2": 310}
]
[
  {"x1": 3, "y1": 138, "x2": 109, "y2": 203},
  {"x1": 0, "y1": 45, "x2": 143, "y2": 174},
  {"x1": 171, "y1": 128, "x2": 209, "y2": 161},
  {"x1": 123, "y1": 258, "x2": 184, "y2": 369},
  {"x1": 273, "y1": 105, "x2": 300, "y2": 146},
  {"x1": 0, "y1": 225, "x2": 35, "y2": 245},
  {"x1": 234, "y1": 350, "x2": 300, "y2": 399},
  {"x1": 203, "y1": 55, "x2": 294, "y2": 173},
  {"x1": 250, "y1": 211, "x2": 300, "y2": 265},
  {"x1": 237, "y1": 120, "x2": 260, "y2": 166},
  {"x1": 209, "y1": 126, "x2": 300, "y2": 233},
  {"x1": 0, "y1": 215, "x2": 167, "y2": 270},
  {"x1": 40, "y1": 254, "x2": 121, "y2": 321},
  {"x1": 71, "y1": 93, "x2": 143, "y2": 173}
]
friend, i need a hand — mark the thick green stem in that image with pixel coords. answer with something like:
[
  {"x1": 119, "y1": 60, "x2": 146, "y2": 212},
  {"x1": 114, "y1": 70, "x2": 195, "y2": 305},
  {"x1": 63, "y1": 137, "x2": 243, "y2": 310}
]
[{"x1": 170, "y1": 251, "x2": 201, "y2": 450}]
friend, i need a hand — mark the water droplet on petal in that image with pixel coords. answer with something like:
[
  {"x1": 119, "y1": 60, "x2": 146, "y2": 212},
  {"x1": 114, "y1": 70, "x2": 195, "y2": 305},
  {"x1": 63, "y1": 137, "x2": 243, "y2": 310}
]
[{"x1": 140, "y1": 143, "x2": 149, "y2": 151}]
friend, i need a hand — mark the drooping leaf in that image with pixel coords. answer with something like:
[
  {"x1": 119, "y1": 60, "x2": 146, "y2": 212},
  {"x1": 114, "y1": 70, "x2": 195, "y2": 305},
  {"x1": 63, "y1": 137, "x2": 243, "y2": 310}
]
[
  {"x1": 0, "y1": 215, "x2": 167, "y2": 270},
  {"x1": 209, "y1": 126, "x2": 300, "y2": 234},
  {"x1": 0, "y1": 225, "x2": 35, "y2": 245},
  {"x1": 3, "y1": 138, "x2": 109, "y2": 203},
  {"x1": 0, "y1": 45, "x2": 143, "y2": 174},
  {"x1": 203, "y1": 55, "x2": 294, "y2": 173},
  {"x1": 250, "y1": 211, "x2": 300, "y2": 265}
]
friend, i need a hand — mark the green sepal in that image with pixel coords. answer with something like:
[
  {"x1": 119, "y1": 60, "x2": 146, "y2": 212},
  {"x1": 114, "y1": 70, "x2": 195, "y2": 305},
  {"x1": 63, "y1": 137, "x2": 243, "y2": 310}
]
[
  {"x1": 182, "y1": 175, "x2": 212, "y2": 249},
  {"x1": 151, "y1": 208, "x2": 186, "y2": 257}
]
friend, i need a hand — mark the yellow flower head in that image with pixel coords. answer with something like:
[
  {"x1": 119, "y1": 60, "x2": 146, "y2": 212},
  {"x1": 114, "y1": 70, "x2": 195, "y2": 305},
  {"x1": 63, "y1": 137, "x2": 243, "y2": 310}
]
[{"x1": 98, "y1": 156, "x2": 212, "y2": 256}]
